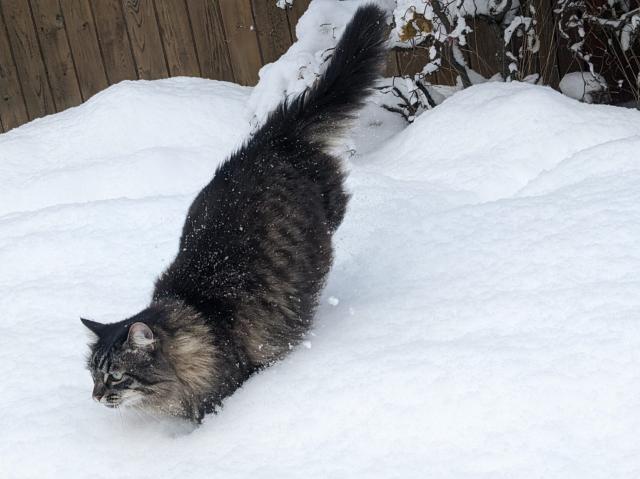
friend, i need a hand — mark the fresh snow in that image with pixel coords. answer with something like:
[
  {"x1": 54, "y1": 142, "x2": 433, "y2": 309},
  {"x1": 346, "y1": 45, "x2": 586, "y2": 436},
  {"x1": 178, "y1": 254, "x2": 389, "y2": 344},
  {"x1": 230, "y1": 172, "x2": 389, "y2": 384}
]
[
  {"x1": 2, "y1": 78, "x2": 640, "y2": 478},
  {"x1": 559, "y1": 71, "x2": 607, "y2": 104}
]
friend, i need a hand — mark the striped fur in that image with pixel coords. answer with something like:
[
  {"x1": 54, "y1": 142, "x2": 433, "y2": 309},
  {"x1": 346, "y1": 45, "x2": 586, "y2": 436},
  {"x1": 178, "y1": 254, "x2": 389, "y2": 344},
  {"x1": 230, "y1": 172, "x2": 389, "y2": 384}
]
[{"x1": 82, "y1": 5, "x2": 388, "y2": 423}]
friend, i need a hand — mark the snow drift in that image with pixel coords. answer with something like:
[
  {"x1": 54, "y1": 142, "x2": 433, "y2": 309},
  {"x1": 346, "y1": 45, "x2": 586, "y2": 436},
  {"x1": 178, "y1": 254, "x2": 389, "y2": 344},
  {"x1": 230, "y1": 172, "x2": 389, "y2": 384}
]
[{"x1": 1, "y1": 79, "x2": 640, "y2": 478}]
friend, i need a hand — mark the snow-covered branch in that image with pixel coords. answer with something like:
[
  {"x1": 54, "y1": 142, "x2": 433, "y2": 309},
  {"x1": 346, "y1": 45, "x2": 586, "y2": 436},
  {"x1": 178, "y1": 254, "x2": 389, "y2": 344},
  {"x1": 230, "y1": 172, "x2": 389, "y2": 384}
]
[
  {"x1": 555, "y1": 0, "x2": 639, "y2": 102},
  {"x1": 385, "y1": 0, "x2": 541, "y2": 119},
  {"x1": 276, "y1": 0, "x2": 294, "y2": 9}
]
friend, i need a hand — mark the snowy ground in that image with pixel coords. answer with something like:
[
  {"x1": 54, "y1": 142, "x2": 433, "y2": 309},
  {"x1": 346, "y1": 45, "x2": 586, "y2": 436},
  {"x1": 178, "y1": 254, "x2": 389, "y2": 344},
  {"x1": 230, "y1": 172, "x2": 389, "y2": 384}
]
[{"x1": 2, "y1": 78, "x2": 640, "y2": 478}]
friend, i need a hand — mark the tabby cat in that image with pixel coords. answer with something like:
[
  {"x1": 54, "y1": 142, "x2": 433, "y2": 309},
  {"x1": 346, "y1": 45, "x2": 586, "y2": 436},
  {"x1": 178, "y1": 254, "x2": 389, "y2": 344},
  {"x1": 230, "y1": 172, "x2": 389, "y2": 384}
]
[{"x1": 82, "y1": 4, "x2": 387, "y2": 423}]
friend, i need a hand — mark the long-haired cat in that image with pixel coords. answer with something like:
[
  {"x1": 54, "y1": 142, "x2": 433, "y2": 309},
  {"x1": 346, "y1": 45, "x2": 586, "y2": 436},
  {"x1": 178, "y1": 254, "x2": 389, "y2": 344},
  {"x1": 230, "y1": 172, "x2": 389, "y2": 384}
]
[{"x1": 82, "y1": 4, "x2": 388, "y2": 423}]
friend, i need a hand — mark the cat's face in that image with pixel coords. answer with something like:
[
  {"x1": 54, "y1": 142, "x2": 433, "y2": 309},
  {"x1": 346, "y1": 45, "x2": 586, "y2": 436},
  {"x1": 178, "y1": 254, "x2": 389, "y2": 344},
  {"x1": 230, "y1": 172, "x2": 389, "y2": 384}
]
[
  {"x1": 82, "y1": 302, "x2": 218, "y2": 422},
  {"x1": 82, "y1": 317, "x2": 175, "y2": 411}
]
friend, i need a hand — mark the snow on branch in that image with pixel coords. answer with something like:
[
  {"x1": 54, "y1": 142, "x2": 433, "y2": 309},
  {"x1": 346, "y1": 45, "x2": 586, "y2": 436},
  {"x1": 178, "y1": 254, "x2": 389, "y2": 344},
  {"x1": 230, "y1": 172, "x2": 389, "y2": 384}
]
[
  {"x1": 385, "y1": 0, "x2": 540, "y2": 120},
  {"x1": 276, "y1": 0, "x2": 294, "y2": 9},
  {"x1": 555, "y1": 0, "x2": 640, "y2": 102}
]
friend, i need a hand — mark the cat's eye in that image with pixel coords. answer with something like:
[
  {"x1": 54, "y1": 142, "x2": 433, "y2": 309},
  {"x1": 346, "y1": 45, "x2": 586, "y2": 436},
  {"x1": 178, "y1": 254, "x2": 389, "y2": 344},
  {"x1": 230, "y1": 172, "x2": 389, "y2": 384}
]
[{"x1": 109, "y1": 372, "x2": 124, "y2": 382}]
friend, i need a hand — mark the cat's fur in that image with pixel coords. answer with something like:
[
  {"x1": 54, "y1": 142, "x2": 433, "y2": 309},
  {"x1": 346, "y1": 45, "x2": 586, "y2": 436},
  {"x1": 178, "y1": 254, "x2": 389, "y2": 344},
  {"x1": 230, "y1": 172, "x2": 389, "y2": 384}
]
[{"x1": 82, "y1": 4, "x2": 388, "y2": 423}]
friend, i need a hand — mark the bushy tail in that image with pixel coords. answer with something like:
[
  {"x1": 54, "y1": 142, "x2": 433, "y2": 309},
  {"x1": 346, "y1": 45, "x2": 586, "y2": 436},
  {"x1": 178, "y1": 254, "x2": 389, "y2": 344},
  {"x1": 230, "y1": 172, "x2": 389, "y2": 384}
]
[{"x1": 262, "y1": 4, "x2": 388, "y2": 148}]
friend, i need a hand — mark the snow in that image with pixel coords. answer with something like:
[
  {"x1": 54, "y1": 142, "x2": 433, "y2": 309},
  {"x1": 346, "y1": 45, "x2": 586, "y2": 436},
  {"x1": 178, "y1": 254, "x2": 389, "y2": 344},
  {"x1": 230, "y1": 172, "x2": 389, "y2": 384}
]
[
  {"x1": 2, "y1": 77, "x2": 640, "y2": 478},
  {"x1": 559, "y1": 71, "x2": 607, "y2": 103},
  {"x1": 276, "y1": 0, "x2": 293, "y2": 9},
  {"x1": 0, "y1": 78, "x2": 251, "y2": 216}
]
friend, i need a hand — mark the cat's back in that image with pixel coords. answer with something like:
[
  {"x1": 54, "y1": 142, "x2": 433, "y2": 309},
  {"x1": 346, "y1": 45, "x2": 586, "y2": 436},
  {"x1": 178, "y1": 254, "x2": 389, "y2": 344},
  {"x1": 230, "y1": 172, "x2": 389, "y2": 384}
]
[{"x1": 155, "y1": 4, "x2": 388, "y2": 366}]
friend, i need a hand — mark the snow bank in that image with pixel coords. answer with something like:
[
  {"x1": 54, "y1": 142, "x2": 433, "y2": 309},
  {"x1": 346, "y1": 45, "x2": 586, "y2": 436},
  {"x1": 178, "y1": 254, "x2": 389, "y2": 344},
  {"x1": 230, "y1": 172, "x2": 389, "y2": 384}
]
[
  {"x1": 364, "y1": 81, "x2": 640, "y2": 201},
  {"x1": 2, "y1": 79, "x2": 640, "y2": 478},
  {"x1": 0, "y1": 78, "x2": 251, "y2": 216}
]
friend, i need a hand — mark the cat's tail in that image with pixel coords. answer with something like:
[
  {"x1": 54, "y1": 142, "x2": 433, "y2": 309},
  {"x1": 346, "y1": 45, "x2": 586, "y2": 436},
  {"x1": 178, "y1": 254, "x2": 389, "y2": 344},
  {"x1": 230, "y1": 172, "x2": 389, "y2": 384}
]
[{"x1": 264, "y1": 4, "x2": 388, "y2": 149}]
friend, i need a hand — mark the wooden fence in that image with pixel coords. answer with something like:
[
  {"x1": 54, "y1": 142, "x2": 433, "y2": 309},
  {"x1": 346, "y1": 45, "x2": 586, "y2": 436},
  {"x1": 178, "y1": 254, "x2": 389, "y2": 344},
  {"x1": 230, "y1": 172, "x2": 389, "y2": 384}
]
[{"x1": 0, "y1": 0, "x2": 578, "y2": 133}]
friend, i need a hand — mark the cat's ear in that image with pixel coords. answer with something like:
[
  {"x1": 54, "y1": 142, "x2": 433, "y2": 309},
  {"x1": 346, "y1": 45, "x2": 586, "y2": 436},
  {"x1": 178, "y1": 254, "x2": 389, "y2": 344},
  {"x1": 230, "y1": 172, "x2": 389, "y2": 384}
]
[
  {"x1": 127, "y1": 322, "x2": 155, "y2": 350},
  {"x1": 81, "y1": 318, "x2": 105, "y2": 336}
]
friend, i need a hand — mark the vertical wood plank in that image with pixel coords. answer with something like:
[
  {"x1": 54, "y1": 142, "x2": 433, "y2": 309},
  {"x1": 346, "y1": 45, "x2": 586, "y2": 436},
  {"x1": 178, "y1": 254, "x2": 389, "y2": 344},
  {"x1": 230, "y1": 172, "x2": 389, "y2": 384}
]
[
  {"x1": 396, "y1": 47, "x2": 458, "y2": 86},
  {"x1": 30, "y1": 0, "x2": 83, "y2": 110},
  {"x1": 251, "y1": 0, "x2": 292, "y2": 65},
  {"x1": 531, "y1": 0, "x2": 560, "y2": 90},
  {"x1": 467, "y1": 19, "x2": 501, "y2": 78},
  {"x1": 555, "y1": 45, "x2": 577, "y2": 81},
  {"x1": 552, "y1": 0, "x2": 578, "y2": 81},
  {"x1": 92, "y1": 0, "x2": 137, "y2": 84},
  {"x1": 1, "y1": 0, "x2": 55, "y2": 119},
  {"x1": 436, "y1": 57, "x2": 458, "y2": 86},
  {"x1": 121, "y1": 0, "x2": 168, "y2": 79},
  {"x1": 218, "y1": 0, "x2": 262, "y2": 85},
  {"x1": 0, "y1": 11, "x2": 29, "y2": 131},
  {"x1": 396, "y1": 47, "x2": 428, "y2": 77},
  {"x1": 385, "y1": 50, "x2": 400, "y2": 77},
  {"x1": 153, "y1": 0, "x2": 201, "y2": 77},
  {"x1": 286, "y1": 0, "x2": 310, "y2": 40},
  {"x1": 59, "y1": 0, "x2": 108, "y2": 100},
  {"x1": 186, "y1": 0, "x2": 234, "y2": 82}
]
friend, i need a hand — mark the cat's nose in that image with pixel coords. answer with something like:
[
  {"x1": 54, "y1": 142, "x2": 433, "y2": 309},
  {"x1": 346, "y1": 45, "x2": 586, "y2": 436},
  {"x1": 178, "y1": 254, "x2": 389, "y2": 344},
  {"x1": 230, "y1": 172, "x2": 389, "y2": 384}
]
[{"x1": 92, "y1": 383, "x2": 106, "y2": 401}]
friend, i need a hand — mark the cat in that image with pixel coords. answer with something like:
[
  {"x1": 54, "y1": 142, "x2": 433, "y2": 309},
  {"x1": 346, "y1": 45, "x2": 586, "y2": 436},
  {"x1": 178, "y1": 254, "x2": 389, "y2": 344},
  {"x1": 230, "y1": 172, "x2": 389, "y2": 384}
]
[{"x1": 81, "y1": 4, "x2": 388, "y2": 423}]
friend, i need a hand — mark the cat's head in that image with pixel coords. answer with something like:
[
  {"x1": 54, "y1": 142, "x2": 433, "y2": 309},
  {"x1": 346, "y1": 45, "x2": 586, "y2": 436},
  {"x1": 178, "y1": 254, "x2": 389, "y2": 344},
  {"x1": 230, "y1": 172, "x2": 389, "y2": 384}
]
[{"x1": 81, "y1": 302, "x2": 215, "y2": 418}]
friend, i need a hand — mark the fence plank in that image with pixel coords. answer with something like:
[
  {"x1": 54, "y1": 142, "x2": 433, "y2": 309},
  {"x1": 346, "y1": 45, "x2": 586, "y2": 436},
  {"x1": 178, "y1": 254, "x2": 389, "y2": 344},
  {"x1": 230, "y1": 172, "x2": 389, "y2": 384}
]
[
  {"x1": 251, "y1": 0, "x2": 292, "y2": 65},
  {"x1": 286, "y1": 0, "x2": 310, "y2": 40},
  {"x1": 122, "y1": 0, "x2": 168, "y2": 79},
  {"x1": 60, "y1": 0, "x2": 108, "y2": 100},
  {"x1": 532, "y1": 0, "x2": 559, "y2": 87},
  {"x1": 436, "y1": 57, "x2": 458, "y2": 86},
  {"x1": 385, "y1": 51, "x2": 400, "y2": 77},
  {"x1": 0, "y1": 0, "x2": 578, "y2": 132},
  {"x1": 467, "y1": 19, "x2": 502, "y2": 78},
  {"x1": 154, "y1": 0, "x2": 201, "y2": 77},
  {"x1": 186, "y1": 0, "x2": 234, "y2": 82},
  {"x1": 92, "y1": 0, "x2": 137, "y2": 83},
  {"x1": 0, "y1": 11, "x2": 29, "y2": 131},
  {"x1": 1, "y1": 0, "x2": 55, "y2": 119},
  {"x1": 218, "y1": 0, "x2": 262, "y2": 85},
  {"x1": 552, "y1": 2, "x2": 578, "y2": 80},
  {"x1": 555, "y1": 48, "x2": 577, "y2": 81},
  {"x1": 396, "y1": 47, "x2": 427, "y2": 77},
  {"x1": 396, "y1": 47, "x2": 459, "y2": 86},
  {"x1": 30, "y1": 0, "x2": 83, "y2": 110}
]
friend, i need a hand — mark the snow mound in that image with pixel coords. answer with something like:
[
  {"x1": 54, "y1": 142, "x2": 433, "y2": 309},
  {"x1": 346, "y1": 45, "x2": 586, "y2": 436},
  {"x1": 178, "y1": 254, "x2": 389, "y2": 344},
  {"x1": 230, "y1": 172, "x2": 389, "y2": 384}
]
[
  {"x1": 364, "y1": 81, "x2": 640, "y2": 202},
  {"x1": 2, "y1": 80, "x2": 640, "y2": 478},
  {"x1": 0, "y1": 78, "x2": 251, "y2": 216}
]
